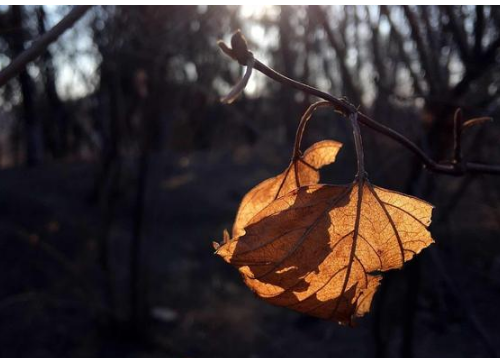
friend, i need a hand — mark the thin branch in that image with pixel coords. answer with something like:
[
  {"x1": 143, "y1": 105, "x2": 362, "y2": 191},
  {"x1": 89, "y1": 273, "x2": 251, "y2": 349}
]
[
  {"x1": 380, "y1": 6, "x2": 425, "y2": 96},
  {"x1": 452, "y1": 108, "x2": 464, "y2": 165},
  {"x1": 474, "y1": 6, "x2": 485, "y2": 56},
  {"x1": 449, "y1": 10, "x2": 500, "y2": 100},
  {"x1": 441, "y1": 6, "x2": 471, "y2": 64},
  {"x1": 219, "y1": 31, "x2": 500, "y2": 176},
  {"x1": 0, "y1": 5, "x2": 92, "y2": 87},
  {"x1": 420, "y1": 6, "x2": 448, "y2": 87},
  {"x1": 311, "y1": 6, "x2": 362, "y2": 106},
  {"x1": 367, "y1": 8, "x2": 387, "y2": 88},
  {"x1": 402, "y1": 6, "x2": 442, "y2": 94},
  {"x1": 452, "y1": 34, "x2": 500, "y2": 98}
]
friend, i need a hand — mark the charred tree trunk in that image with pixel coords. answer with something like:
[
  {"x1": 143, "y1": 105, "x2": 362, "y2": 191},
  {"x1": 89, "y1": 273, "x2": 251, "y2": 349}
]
[
  {"x1": 36, "y1": 5, "x2": 68, "y2": 159},
  {"x1": 279, "y1": 6, "x2": 298, "y2": 143},
  {"x1": 9, "y1": 6, "x2": 43, "y2": 166},
  {"x1": 130, "y1": 67, "x2": 155, "y2": 332}
]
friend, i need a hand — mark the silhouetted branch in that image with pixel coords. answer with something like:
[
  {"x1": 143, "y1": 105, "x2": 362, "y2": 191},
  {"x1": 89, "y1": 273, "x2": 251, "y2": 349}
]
[
  {"x1": 452, "y1": 108, "x2": 464, "y2": 165},
  {"x1": 452, "y1": 34, "x2": 500, "y2": 98},
  {"x1": 380, "y1": 6, "x2": 425, "y2": 96},
  {"x1": 441, "y1": 6, "x2": 471, "y2": 64},
  {"x1": 403, "y1": 6, "x2": 442, "y2": 94},
  {"x1": 474, "y1": 6, "x2": 485, "y2": 56},
  {"x1": 219, "y1": 31, "x2": 500, "y2": 176},
  {"x1": 0, "y1": 5, "x2": 92, "y2": 87},
  {"x1": 420, "y1": 6, "x2": 448, "y2": 86},
  {"x1": 311, "y1": 6, "x2": 362, "y2": 106},
  {"x1": 367, "y1": 8, "x2": 388, "y2": 90}
]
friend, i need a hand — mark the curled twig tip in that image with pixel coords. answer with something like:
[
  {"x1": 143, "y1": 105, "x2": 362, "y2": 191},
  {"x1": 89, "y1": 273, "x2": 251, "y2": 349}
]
[
  {"x1": 220, "y1": 55, "x2": 254, "y2": 104},
  {"x1": 218, "y1": 30, "x2": 255, "y2": 104}
]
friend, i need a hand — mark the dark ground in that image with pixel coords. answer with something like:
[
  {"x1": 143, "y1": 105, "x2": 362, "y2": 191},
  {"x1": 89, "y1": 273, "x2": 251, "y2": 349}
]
[{"x1": 0, "y1": 143, "x2": 499, "y2": 358}]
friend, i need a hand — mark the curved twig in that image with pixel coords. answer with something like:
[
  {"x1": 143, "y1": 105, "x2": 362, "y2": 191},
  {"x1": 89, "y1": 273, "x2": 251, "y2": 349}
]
[{"x1": 292, "y1": 101, "x2": 334, "y2": 159}]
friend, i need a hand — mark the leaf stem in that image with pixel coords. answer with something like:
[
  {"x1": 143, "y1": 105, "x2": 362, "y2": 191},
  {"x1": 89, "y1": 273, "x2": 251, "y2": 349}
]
[
  {"x1": 292, "y1": 101, "x2": 333, "y2": 160},
  {"x1": 350, "y1": 112, "x2": 365, "y2": 180}
]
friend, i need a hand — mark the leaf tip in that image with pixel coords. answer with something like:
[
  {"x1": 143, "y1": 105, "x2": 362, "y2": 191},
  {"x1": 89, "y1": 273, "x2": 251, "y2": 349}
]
[
  {"x1": 223, "y1": 229, "x2": 230, "y2": 244},
  {"x1": 213, "y1": 229, "x2": 231, "y2": 253}
]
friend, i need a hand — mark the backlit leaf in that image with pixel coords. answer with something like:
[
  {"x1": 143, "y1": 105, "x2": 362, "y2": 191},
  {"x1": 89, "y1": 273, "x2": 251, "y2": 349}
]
[
  {"x1": 217, "y1": 178, "x2": 433, "y2": 324},
  {"x1": 232, "y1": 140, "x2": 342, "y2": 238}
]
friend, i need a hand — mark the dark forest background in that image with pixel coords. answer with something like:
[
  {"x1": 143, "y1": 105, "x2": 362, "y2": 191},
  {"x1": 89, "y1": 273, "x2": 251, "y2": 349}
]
[{"x1": 0, "y1": 5, "x2": 499, "y2": 358}]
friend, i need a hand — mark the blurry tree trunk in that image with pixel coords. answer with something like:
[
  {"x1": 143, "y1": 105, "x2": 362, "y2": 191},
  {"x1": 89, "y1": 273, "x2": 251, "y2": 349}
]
[
  {"x1": 88, "y1": 51, "x2": 125, "y2": 324},
  {"x1": 130, "y1": 146, "x2": 149, "y2": 330},
  {"x1": 279, "y1": 6, "x2": 297, "y2": 143},
  {"x1": 380, "y1": 6, "x2": 424, "y2": 96},
  {"x1": 36, "y1": 5, "x2": 68, "y2": 159},
  {"x1": 311, "y1": 6, "x2": 361, "y2": 106},
  {"x1": 99, "y1": 65, "x2": 123, "y2": 267},
  {"x1": 368, "y1": 10, "x2": 390, "y2": 113},
  {"x1": 9, "y1": 6, "x2": 43, "y2": 166},
  {"x1": 401, "y1": 260, "x2": 420, "y2": 358},
  {"x1": 130, "y1": 67, "x2": 157, "y2": 331}
]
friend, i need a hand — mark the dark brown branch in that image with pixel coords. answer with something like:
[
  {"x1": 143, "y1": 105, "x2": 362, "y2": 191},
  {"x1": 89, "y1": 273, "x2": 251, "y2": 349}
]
[
  {"x1": 0, "y1": 5, "x2": 92, "y2": 87},
  {"x1": 402, "y1": 6, "x2": 442, "y2": 94},
  {"x1": 420, "y1": 6, "x2": 448, "y2": 87},
  {"x1": 367, "y1": 8, "x2": 388, "y2": 90},
  {"x1": 380, "y1": 6, "x2": 425, "y2": 96},
  {"x1": 452, "y1": 34, "x2": 500, "y2": 98},
  {"x1": 441, "y1": 6, "x2": 471, "y2": 64},
  {"x1": 219, "y1": 31, "x2": 500, "y2": 176},
  {"x1": 311, "y1": 6, "x2": 362, "y2": 106},
  {"x1": 452, "y1": 108, "x2": 464, "y2": 165},
  {"x1": 474, "y1": 6, "x2": 485, "y2": 56}
]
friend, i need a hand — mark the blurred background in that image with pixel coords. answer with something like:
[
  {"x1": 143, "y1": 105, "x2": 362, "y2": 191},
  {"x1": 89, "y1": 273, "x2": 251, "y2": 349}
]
[{"x1": 0, "y1": 5, "x2": 499, "y2": 358}]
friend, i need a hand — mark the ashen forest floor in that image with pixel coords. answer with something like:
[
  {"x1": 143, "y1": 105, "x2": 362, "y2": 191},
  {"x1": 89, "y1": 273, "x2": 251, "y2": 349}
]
[{"x1": 0, "y1": 146, "x2": 499, "y2": 358}]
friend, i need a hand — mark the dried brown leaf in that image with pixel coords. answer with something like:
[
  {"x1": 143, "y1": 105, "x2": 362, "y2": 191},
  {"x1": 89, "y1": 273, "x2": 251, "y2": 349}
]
[
  {"x1": 217, "y1": 179, "x2": 433, "y2": 324},
  {"x1": 232, "y1": 140, "x2": 342, "y2": 239}
]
